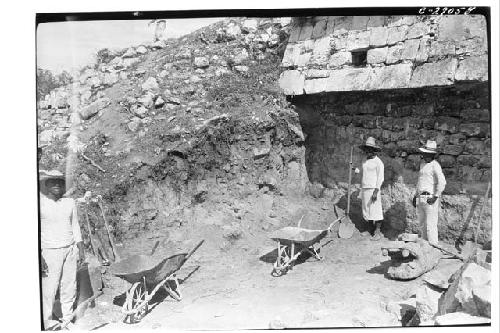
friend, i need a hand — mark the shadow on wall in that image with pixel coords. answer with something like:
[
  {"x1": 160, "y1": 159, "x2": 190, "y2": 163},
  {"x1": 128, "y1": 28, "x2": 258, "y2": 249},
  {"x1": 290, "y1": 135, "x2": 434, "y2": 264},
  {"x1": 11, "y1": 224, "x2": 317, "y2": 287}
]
[{"x1": 383, "y1": 201, "x2": 408, "y2": 239}]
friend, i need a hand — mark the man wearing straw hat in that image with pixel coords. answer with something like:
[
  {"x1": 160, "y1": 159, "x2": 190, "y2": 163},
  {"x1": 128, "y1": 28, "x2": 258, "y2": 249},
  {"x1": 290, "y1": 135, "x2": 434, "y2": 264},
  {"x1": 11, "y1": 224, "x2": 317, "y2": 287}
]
[
  {"x1": 358, "y1": 137, "x2": 385, "y2": 240},
  {"x1": 412, "y1": 140, "x2": 447, "y2": 245},
  {"x1": 39, "y1": 170, "x2": 85, "y2": 328}
]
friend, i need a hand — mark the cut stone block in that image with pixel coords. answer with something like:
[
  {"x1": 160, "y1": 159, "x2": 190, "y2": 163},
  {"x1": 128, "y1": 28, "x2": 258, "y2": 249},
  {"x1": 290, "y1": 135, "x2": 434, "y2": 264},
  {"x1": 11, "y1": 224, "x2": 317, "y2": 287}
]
[
  {"x1": 304, "y1": 78, "x2": 328, "y2": 94},
  {"x1": 367, "y1": 47, "x2": 388, "y2": 64},
  {"x1": 387, "y1": 25, "x2": 408, "y2": 45},
  {"x1": 369, "y1": 26, "x2": 388, "y2": 47},
  {"x1": 346, "y1": 30, "x2": 370, "y2": 51},
  {"x1": 401, "y1": 39, "x2": 421, "y2": 60},
  {"x1": 406, "y1": 22, "x2": 430, "y2": 39},
  {"x1": 455, "y1": 55, "x2": 488, "y2": 82},
  {"x1": 329, "y1": 51, "x2": 352, "y2": 68},
  {"x1": 325, "y1": 67, "x2": 372, "y2": 92},
  {"x1": 366, "y1": 63, "x2": 412, "y2": 90},
  {"x1": 409, "y1": 58, "x2": 458, "y2": 88},
  {"x1": 279, "y1": 70, "x2": 305, "y2": 95},
  {"x1": 386, "y1": 43, "x2": 404, "y2": 64}
]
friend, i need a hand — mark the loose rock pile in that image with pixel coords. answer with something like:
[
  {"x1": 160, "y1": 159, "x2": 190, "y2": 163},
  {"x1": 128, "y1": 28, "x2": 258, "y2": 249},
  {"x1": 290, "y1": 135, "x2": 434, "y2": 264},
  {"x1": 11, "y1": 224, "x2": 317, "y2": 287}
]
[{"x1": 386, "y1": 241, "x2": 491, "y2": 326}]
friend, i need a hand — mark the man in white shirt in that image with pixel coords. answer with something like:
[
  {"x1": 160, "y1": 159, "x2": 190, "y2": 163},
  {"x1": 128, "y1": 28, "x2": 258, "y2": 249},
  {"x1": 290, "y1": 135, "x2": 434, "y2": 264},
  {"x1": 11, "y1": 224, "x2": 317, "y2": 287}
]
[
  {"x1": 358, "y1": 137, "x2": 385, "y2": 240},
  {"x1": 412, "y1": 140, "x2": 447, "y2": 245},
  {"x1": 40, "y1": 170, "x2": 85, "y2": 328}
]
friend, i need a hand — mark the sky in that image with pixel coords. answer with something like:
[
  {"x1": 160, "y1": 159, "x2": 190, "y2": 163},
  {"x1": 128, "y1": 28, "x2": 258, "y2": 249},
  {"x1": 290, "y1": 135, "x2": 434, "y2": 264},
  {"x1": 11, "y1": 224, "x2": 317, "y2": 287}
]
[{"x1": 36, "y1": 18, "x2": 222, "y2": 73}]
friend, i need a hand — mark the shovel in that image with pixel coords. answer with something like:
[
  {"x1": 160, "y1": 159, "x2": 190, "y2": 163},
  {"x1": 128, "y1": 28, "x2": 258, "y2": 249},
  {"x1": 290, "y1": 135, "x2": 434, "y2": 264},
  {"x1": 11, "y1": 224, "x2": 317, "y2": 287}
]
[{"x1": 338, "y1": 146, "x2": 355, "y2": 239}]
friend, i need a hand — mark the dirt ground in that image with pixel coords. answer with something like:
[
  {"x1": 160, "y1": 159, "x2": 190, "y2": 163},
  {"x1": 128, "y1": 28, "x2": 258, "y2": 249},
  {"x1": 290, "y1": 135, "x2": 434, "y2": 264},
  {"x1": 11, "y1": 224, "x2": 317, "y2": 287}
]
[{"x1": 73, "y1": 221, "x2": 457, "y2": 330}]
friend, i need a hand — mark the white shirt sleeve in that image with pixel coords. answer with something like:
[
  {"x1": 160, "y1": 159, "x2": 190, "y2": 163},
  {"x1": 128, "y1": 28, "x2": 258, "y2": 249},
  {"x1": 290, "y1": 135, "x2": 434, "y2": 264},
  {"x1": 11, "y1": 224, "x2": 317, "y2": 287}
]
[
  {"x1": 376, "y1": 158, "x2": 384, "y2": 189},
  {"x1": 71, "y1": 200, "x2": 82, "y2": 243},
  {"x1": 433, "y1": 161, "x2": 447, "y2": 197}
]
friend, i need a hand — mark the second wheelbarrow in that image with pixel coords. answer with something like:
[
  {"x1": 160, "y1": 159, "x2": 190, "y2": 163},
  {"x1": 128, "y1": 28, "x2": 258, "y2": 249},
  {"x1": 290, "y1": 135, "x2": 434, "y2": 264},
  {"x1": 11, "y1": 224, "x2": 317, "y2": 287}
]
[
  {"x1": 269, "y1": 216, "x2": 344, "y2": 276},
  {"x1": 111, "y1": 240, "x2": 204, "y2": 323}
]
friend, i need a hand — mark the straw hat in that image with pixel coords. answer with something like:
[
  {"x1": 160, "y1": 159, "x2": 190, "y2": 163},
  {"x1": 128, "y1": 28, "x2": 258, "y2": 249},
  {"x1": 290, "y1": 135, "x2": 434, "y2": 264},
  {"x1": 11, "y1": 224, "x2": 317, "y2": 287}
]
[
  {"x1": 360, "y1": 137, "x2": 381, "y2": 150},
  {"x1": 39, "y1": 170, "x2": 65, "y2": 183},
  {"x1": 419, "y1": 140, "x2": 438, "y2": 154}
]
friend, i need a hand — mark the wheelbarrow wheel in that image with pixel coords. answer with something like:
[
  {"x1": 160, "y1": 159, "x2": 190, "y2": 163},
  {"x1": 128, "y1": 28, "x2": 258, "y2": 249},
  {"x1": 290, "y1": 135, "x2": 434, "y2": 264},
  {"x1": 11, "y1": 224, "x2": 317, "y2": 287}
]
[{"x1": 124, "y1": 281, "x2": 148, "y2": 323}]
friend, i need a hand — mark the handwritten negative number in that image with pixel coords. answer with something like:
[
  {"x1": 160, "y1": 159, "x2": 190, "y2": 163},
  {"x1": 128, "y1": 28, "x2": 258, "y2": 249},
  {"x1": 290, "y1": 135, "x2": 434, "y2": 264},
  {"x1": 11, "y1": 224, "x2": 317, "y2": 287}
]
[{"x1": 419, "y1": 7, "x2": 476, "y2": 15}]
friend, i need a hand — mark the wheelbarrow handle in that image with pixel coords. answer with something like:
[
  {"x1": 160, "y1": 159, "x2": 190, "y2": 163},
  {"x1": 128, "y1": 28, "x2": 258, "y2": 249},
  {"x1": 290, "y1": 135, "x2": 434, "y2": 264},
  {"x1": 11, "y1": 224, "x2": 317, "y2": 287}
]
[
  {"x1": 327, "y1": 215, "x2": 345, "y2": 232},
  {"x1": 184, "y1": 240, "x2": 205, "y2": 263}
]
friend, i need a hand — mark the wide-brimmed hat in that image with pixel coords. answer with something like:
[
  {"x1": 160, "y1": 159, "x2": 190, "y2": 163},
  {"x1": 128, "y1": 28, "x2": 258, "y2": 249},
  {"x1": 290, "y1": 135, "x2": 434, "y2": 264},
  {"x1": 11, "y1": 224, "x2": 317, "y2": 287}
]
[
  {"x1": 39, "y1": 170, "x2": 65, "y2": 183},
  {"x1": 360, "y1": 137, "x2": 381, "y2": 151},
  {"x1": 419, "y1": 140, "x2": 438, "y2": 154}
]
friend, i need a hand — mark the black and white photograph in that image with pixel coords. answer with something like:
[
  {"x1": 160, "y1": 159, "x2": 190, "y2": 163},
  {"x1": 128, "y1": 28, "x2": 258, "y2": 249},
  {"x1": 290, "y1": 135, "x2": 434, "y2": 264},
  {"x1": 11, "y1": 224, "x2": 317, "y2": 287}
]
[{"x1": 17, "y1": 0, "x2": 499, "y2": 331}]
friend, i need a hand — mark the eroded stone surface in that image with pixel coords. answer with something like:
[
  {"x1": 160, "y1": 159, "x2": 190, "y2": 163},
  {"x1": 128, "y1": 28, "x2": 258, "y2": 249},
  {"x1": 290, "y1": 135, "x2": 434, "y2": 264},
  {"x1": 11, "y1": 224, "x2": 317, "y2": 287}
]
[{"x1": 383, "y1": 238, "x2": 442, "y2": 280}]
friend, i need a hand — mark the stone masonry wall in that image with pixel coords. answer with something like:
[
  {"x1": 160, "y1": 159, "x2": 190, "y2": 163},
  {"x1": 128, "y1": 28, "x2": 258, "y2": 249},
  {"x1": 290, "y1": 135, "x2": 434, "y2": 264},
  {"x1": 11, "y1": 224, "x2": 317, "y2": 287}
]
[
  {"x1": 291, "y1": 83, "x2": 491, "y2": 244},
  {"x1": 279, "y1": 15, "x2": 488, "y2": 94}
]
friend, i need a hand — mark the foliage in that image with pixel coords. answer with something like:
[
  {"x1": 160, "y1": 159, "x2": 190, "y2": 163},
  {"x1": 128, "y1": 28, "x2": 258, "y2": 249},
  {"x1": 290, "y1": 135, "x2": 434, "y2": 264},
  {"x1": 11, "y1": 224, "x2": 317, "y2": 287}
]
[{"x1": 36, "y1": 68, "x2": 73, "y2": 101}]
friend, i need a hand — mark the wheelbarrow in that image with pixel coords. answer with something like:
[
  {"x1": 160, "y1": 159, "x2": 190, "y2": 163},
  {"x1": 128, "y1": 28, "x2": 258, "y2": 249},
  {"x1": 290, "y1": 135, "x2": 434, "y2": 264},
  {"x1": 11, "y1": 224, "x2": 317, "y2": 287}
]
[
  {"x1": 111, "y1": 240, "x2": 204, "y2": 323},
  {"x1": 269, "y1": 216, "x2": 344, "y2": 276}
]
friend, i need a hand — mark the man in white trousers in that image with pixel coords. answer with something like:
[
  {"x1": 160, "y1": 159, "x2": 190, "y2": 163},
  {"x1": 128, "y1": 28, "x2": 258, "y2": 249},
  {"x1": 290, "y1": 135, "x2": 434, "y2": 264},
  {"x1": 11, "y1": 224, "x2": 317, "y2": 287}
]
[
  {"x1": 40, "y1": 170, "x2": 85, "y2": 329},
  {"x1": 358, "y1": 137, "x2": 385, "y2": 241},
  {"x1": 412, "y1": 140, "x2": 447, "y2": 245}
]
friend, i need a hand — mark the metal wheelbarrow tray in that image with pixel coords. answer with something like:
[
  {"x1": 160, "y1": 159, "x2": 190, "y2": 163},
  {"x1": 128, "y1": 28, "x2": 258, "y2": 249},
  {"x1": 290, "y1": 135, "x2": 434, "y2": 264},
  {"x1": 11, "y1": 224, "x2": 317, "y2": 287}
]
[
  {"x1": 111, "y1": 240, "x2": 204, "y2": 323},
  {"x1": 269, "y1": 216, "x2": 343, "y2": 277}
]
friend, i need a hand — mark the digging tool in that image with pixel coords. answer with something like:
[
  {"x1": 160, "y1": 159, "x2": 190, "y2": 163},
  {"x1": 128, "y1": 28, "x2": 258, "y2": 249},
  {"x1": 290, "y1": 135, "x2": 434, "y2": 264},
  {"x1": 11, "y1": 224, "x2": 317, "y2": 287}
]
[
  {"x1": 339, "y1": 146, "x2": 355, "y2": 239},
  {"x1": 83, "y1": 206, "x2": 98, "y2": 257},
  {"x1": 474, "y1": 182, "x2": 491, "y2": 244},
  {"x1": 429, "y1": 242, "x2": 465, "y2": 261},
  {"x1": 97, "y1": 197, "x2": 121, "y2": 262}
]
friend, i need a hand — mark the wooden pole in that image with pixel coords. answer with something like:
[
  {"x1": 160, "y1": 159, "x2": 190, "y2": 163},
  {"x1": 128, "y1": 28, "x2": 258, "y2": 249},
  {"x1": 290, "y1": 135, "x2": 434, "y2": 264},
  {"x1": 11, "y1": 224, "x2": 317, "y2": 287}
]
[
  {"x1": 429, "y1": 242, "x2": 465, "y2": 261},
  {"x1": 183, "y1": 240, "x2": 205, "y2": 263},
  {"x1": 347, "y1": 146, "x2": 353, "y2": 216},
  {"x1": 97, "y1": 198, "x2": 120, "y2": 261},
  {"x1": 80, "y1": 153, "x2": 106, "y2": 173},
  {"x1": 83, "y1": 206, "x2": 98, "y2": 257},
  {"x1": 474, "y1": 182, "x2": 491, "y2": 244}
]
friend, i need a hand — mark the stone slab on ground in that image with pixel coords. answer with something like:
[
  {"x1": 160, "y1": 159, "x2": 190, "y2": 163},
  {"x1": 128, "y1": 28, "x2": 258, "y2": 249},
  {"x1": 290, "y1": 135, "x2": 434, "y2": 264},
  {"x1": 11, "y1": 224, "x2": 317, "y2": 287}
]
[
  {"x1": 472, "y1": 283, "x2": 491, "y2": 318},
  {"x1": 439, "y1": 262, "x2": 491, "y2": 316},
  {"x1": 415, "y1": 284, "x2": 443, "y2": 322},
  {"x1": 422, "y1": 259, "x2": 463, "y2": 289},
  {"x1": 434, "y1": 312, "x2": 491, "y2": 326}
]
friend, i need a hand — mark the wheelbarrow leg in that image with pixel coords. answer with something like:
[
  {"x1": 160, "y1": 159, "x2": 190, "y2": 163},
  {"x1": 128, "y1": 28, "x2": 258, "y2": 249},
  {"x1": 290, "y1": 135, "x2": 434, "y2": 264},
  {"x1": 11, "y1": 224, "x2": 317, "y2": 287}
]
[
  {"x1": 163, "y1": 274, "x2": 182, "y2": 301},
  {"x1": 272, "y1": 241, "x2": 291, "y2": 276},
  {"x1": 308, "y1": 246, "x2": 322, "y2": 260}
]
